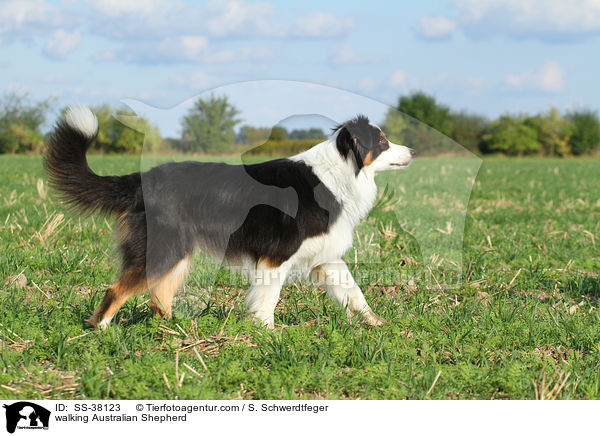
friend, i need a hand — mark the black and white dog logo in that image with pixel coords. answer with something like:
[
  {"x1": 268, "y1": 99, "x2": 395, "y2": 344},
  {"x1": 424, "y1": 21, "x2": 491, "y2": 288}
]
[{"x1": 2, "y1": 402, "x2": 50, "y2": 433}]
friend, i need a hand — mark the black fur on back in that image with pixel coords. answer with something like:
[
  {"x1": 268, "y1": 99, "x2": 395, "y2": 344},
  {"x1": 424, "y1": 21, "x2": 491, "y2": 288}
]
[
  {"x1": 46, "y1": 114, "x2": 342, "y2": 279},
  {"x1": 227, "y1": 159, "x2": 341, "y2": 265},
  {"x1": 140, "y1": 159, "x2": 342, "y2": 276}
]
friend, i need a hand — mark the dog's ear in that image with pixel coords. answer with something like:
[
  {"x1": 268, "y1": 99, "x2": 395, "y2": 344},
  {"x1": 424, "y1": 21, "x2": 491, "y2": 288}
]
[{"x1": 336, "y1": 126, "x2": 363, "y2": 176}]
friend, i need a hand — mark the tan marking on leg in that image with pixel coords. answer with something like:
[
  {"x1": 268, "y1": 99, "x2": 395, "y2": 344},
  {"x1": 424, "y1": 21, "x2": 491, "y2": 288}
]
[
  {"x1": 149, "y1": 257, "x2": 191, "y2": 319},
  {"x1": 87, "y1": 268, "x2": 148, "y2": 328},
  {"x1": 310, "y1": 265, "x2": 326, "y2": 284},
  {"x1": 257, "y1": 256, "x2": 282, "y2": 270}
]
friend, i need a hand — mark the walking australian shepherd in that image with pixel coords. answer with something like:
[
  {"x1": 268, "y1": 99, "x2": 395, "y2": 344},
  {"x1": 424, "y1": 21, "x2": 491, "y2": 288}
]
[{"x1": 45, "y1": 106, "x2": 415, "y2": 329}]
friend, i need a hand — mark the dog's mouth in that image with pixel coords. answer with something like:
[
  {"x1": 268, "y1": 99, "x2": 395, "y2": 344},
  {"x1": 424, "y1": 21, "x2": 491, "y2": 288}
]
[{"x1": 390, "y1": 162, "x2": 410, "y2": 168}]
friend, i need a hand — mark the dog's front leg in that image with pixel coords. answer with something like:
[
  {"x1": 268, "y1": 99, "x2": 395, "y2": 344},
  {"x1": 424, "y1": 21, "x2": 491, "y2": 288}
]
[
  {"x1": 245, "y1": 261, "x2": 288, "y2": 328},
  {"x1": 312, "y1": 259, "x2": 384, "y2": 326}
]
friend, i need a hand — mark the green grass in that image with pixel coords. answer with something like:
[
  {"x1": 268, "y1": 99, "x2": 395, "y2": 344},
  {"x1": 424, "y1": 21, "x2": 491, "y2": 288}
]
[{"x1": 1, "y1": 154, "x2": 599, "y2": 399}]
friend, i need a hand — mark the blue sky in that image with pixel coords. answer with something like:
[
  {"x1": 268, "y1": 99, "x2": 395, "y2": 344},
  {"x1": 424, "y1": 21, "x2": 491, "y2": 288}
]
[{"x1": 2, "y1": 0, "x2": 600, "y2": 137}]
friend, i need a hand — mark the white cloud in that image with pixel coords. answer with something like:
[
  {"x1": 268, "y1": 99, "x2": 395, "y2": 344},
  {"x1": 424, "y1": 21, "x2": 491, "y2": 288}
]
[
  {"x1": 389, "y1": 70, "x2": 424, "y2": 90},
  {"x1": 1, "y1": 0, "x2": 356, "y2": 61},
  {"x1": 171, "y1": 71, "x2": 216, "y2": 90},
  {"x1": 389, "y1": 70, "x2": 407, "y2": 87},
  {"x1": 358, "y1": 78, "x2": 377, "y2": 92},
  {"x1": 92, "y1": 48, "x2": 118, "y2": 62},
  {"x1": 453, "y1": 0, "x2": 600, "y2": 41},
  {"x1": 505, "y1": 61, "x2": 566, "y2": 93},
  {"x1": 92, "y1": 35, "x2": 208, "y2": 63},
  {"x1": 294, "y1": 11, "x2": 355, "y2": 38},
  {"x1": 205, "y1": 46, "x2": 275, "y2": 63},
  {"x1": 205, "y1": 0, "x2": 286, "y2": 37},
  {"x1": 82, "y1": 0, "x2": 353, "y2": 41},
  {"x1": 329, "y1": 44, "x2": 381, "y2": 64},
  {"x1": 78, "y1": 0, "x2": 355, "y2": 64},
  {"x1": 94, "y1": 37, "x2": 275, "y2": 64},
  {"x1": 538, "y1": 61, "x2": 566, "y2": 92},
  {"x1": 0, "y1": 0, "x2": 357, "y2": 68},
  {"x1": 43, "y1": 29, "x2": 81, "y2": 60},
  {"x1": 172, "y1": 36, "x2": 209, "y2": 59},
  {"x1": 505, "y1": 73, "x2": 527, "y2": 88},
  {"x1": 85, "y1": 0, "x2": 160, "y2": 18},
  {"x1": 0, "y1": 0, "x2": 71, "y2": 40},
  {"x1": 418, "y1": 16, "x2": 456, "y2": 40}
]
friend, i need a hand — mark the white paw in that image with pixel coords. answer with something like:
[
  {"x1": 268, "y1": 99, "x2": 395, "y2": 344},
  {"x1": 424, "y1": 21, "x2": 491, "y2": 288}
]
[
  {"x1": 362, "y1": 310, "x2": 385, "y2": 326},
  {"x1": 250, "y1": 312, "x2": 275, "y2": 329},
  {"x1": 97, "y1": 316, "x2": 113, "y2": 330}
]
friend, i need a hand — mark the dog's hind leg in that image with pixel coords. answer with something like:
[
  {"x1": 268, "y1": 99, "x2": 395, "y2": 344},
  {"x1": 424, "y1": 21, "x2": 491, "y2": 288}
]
[
  {"x1": 149, "y1": 256, "x2": 191, "y2": 319},
  {"x1": 312, "y1": 259, "x2": 384, "y2": 326},
  {"x1": 87, "y1": 268, "x2": 148, "y2": 329},
  {"x1": 245, "y1": 259, "x2": 289, "y2": 328}
]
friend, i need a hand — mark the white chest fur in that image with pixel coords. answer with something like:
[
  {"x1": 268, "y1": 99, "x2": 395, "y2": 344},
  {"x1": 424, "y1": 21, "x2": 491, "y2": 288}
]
[{"x1": 285, "y1": 139, "x2": 378, "y2": 277}]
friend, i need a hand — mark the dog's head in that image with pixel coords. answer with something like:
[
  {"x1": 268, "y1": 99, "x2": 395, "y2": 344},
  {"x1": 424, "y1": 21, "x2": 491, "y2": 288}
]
[{"x1": 335, "y1": 115, "x2": 415, "y2": 175}]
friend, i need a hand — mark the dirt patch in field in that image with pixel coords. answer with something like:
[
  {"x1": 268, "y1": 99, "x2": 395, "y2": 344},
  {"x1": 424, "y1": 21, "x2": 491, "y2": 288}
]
[
  {"x1": 534, "y1": 345, "x2": 579, "y2": 363},
  {"x1": 5, "y1": 366, "x2": 82, "y2": 399}
]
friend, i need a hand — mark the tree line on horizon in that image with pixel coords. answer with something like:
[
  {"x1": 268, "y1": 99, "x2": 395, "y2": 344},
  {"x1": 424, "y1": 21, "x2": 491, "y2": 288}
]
[
  {"x1": 384, "y1": 91, "x2": 599, "y2": 156},
  {"x1": 1, "y1": 91, "x2": 599, "y2": 157}
]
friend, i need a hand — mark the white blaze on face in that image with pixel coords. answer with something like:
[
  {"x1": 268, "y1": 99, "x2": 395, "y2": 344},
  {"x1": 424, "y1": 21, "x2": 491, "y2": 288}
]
[
  {"x1": 368, "y1": 140, "x2": 414, "y2": 172},
  {"x1": 365, "y1": 122, "x2": 414, "y2": 172}
]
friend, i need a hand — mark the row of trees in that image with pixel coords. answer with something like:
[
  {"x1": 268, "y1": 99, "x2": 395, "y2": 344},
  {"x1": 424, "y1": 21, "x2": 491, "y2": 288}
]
[
  {"x1": 180, "y1": 93, "x2": 600, "y2": 156},
  {"x1": 236, "y1": 126, "x2": 325, "y2": 145},
  {"x1": 0, "y1": 94, "x2": 163, "y2": 154},
  {"x1": 0, "y1": 93, "x2": 324, "y2": 155},
  {"x1": 1, "y1": 92, "x2": 599, "y2": 156},
  {"x1": 384, "y1": 92, "x2": 600, "y2": 156},
  {"x1": 177, "y1": 94, "x2": 326, "y2": 153}
]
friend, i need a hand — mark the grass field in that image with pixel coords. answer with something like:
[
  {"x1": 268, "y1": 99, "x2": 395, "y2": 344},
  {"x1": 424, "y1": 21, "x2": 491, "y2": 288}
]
[{"x1": 1, "y1": 154, "x2": 599, "y2": 400}]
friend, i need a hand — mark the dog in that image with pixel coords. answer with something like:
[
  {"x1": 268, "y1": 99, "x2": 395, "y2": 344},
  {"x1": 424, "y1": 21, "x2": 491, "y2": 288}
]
[{"x1": 45, "y1": 106, "x2": 414, "y2": 329}]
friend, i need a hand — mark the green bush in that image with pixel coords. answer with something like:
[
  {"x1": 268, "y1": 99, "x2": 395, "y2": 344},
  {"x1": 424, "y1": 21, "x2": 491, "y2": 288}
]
[
  {"x1": 482, "y1": 115, "x2": 541, "y2": 156},
  {"x1": 0, "y1": 93, "x2": 53, "y2": 154},
  {"x1": 567, "y1": 109, "x2": 600, "y2": 155},
  {"x1": 87, "y1": 104, "x2": 164, "y2": 154}
]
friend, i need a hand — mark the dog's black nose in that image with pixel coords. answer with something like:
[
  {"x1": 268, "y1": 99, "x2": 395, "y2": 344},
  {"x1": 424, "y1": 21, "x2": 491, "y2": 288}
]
[{"x1": 409, "y1": 148, "x2": 416, "y2": 156}]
